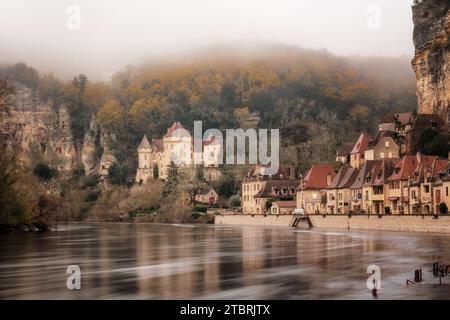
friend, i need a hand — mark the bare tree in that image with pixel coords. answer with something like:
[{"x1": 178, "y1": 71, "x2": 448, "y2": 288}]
[{"x1": 0, "y1": 79, "x2": 14, "y2": 117}]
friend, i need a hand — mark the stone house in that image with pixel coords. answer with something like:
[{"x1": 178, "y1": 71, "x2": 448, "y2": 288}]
[
  {"x1": 242, "y1": 165, "x2": 298, "y2": 215},
  {"x1": 350, "y1": 160, "x2": 378, "y2": 213},
  {"x1": 434, "y1": 164, "x2": 450, "y2": 214},
  {"x1": 405, "y1": 156, "x2": 448, "y2": 215},
  {"x1": 378, "y1": 112, "x2": 413, "y2": 136},
  {"x1": 386, "y1": 155, "x2": 421, "y2": 214},
  {"x1": 326, "y1": 164, "x2": 359, "y2": 214},
  {"x1": 297, "y1": 164, "x2": 336, "y2": 214},
  {"x1": 364, "y1": 131, "x2": 401, "y2": 161},
  {"x1": 349, "y1": 133, "x2": 371, "y2": 169},
  {"x1": 271, "y1": 201, "x2": 297, "y2": 215},
  {"x1": 360, "y1": 159, "x2": 398, "y2": 215},
  {"x1": 194, "y1": 187, "x2": 219, "y2": 205}
]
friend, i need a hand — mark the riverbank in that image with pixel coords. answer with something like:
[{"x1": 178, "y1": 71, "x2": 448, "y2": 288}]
[{"x1": 215, "y1": 214, "x2": 450, "y2": 234}]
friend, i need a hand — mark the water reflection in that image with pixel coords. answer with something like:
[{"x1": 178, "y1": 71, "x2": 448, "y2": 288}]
[{"x1": 0, "y1": 223, "x2": 450, "y2": 299}]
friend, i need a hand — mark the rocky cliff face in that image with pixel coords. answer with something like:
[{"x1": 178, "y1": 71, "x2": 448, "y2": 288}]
[
  {"x1": 0, "y1": 83, "x2": 114, "y2": 176},
  {"x1": 411, "y1": 0, "x2": 449, "y2": 125}
]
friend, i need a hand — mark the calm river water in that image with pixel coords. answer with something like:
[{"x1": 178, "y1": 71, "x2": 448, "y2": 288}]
[{"x1": 0, "y1": 223, "x2": 449, "y2": 299}]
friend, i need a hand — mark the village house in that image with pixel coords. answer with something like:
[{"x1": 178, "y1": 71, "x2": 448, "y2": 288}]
[
  {"x1": 194, "y1": 187, "x2": 219, "y2": 206},
  {"x1": 364, "y1": 131, "x2": 401, "y2": 161},
  {"x1": 242, "y1": 165, "x2": 298, "y2": 215},
  {"x1": 360, "y1": 159, "x2": 398, "y2": 215},
  {"x1": 136, "y1": 122, "x2": 222, "y2": 183},
  {"x1": 326, "y1": 164, "x2": 359, "y2": 214},
  {"x1": 386, "y1": 155, "x2": 421, "y2": 214},
  {"x1": 349, "y1": 133, "x2": 371, "y2": 169},
  {"x1": 270, "y1": 201, "x2": 297, "y2": 215},
  {"x1": 404, "y1": 156, "x2": 448, "y2": 215},
  {"x1": 350, "y1": 160, "x2": 378, "y2": 213},
  {"x1": 378, "y1": 112, "x2": 413, "y2": 136},
  {"x1": 434, "y1": 164, "x2": 450, "y2": 214},
  {"x1": 297, "y1": 164, "x2": 336, "y2": 214},
  {"x1": 335, "y1": 146, "x2": 350, "y2": 164}
]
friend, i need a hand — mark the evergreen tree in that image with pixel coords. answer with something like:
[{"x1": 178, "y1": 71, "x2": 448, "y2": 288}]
[
  {"x1": 195, "y1": 166, "x2": 204, "y2": 182},
  {"x1": 153, "y1": 163, "x2": 159, "y2": 179},
  {"x1": 162, "y1": 161, "x2": 180, "y2": 197}
]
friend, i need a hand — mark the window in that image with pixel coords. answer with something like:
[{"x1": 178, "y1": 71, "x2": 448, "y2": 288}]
[
  {"x1": 365, "y1": 191, "x2": 369, "y2": 201},
  {"x1": 380, "y1": 152, "x2": 385, "y2": 158},
  {"x1": 374, "y1": 186, "x2": 383, "y2": 195},
  {"x1": 388, "y1": 152, "x2": 392, "y2": 158},
  {"x1": 411, "y1": 190, "x2": 416, "y2": 199},
  {"x1": 446, "y1": 187, "x2": 449, "y2": 197},
  {"x1": 385, "y1": 141, "x2": 390, "y2": 148},
  {"x1": 312, "y1": 193, "x2": 317, "y2": 200},
  {"x1": 424, "y1": 185, "x2": 430, "y2": 193}
]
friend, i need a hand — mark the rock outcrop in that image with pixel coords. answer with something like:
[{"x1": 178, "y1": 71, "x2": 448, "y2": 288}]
[
  {"x1": 1, "y1": 83, "x2": 111, "y2": 176},
  {"x1": 0, "y1": 84, "x2": 76, "y2": 170},
  {"x1": 411, "y1": 0, "x2": 450, "y2": 125}
]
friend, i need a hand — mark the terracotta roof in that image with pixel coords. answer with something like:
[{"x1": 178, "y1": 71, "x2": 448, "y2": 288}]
[
  {"x1": 408, "y1": 157, "x2": 448, "y2": 185},
  {"x1": 164, "y1": 122, "x2": 188, "y2": 138},
  {"x1": 350, "y1": 133, "x2": 371, "y2": 155},
  {"x1": 302, "y1": 164, "x2": 336, "y2": 190},
  {"x1": 433, "y1": 159, "x2": 449, "y2": 178},
  {"x1": 380, "y1": 112, "x2": 412, "y2": 125},
  {"x1": 364, "y1": 159, "x2": 399, "y2": 187},
  {"x1": 387, "y1": 155, "x2": 419, "y2": 181},
  {"x1": 272, "y1": 201, "x2": 297, "y2": 208},
  {"x1": 151, "y1": 138, "x2": 163, "y2": 153},
  {"x1": 138, "y1": 135, "x2": 151, "y2": 149}
]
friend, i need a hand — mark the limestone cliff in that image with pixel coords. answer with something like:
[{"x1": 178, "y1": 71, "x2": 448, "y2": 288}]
[
  {"x1": 0, "y1": 83, "x2": 112, "y2": 176},
  {"x1": 411, "y1": 0, "x2": 450, "y2": 125}
]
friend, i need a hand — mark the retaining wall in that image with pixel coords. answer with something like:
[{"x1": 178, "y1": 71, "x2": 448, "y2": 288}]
[{"x1": 215, "y1": 214, "x2": 450, "y2": 234}]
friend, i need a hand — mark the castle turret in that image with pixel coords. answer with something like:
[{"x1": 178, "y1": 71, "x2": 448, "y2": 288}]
[{"x1": 136, "y1": 135, "x2": 152, "y2": 183}]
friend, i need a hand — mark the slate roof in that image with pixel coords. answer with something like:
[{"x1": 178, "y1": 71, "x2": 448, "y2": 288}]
[{"x1": 138, "y1": 135, "x2": 151, "y2": 149}]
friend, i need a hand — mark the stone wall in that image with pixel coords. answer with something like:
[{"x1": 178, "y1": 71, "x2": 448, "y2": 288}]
[
  {"x1": 215, "y1": 214, "x2": 450, "y2": 234},
  {"x1": 215, "y1": 214, "x2": 294, "y2": 227}
]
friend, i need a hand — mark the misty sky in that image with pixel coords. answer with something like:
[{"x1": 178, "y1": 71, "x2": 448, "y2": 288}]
[{"x1": 0, "y1": 0, "x2": 415, "y2": 80}]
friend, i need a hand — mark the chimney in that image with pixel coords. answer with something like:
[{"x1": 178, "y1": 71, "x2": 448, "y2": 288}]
[
  {"x1": 326, "y1": 173, "x2": 332, "y2": 186},
  {"x1": 416, "y1": 152, "x2": 422, "y2": 164},
  {"x1": 289, "y1": 166, "x2": 296, "y2": 180}
]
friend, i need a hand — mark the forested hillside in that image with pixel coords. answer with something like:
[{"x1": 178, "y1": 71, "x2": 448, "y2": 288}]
[
  {"x1": 0, "y1": 46, "x2": 419, "y2": 224},
  {"x1": 1, "y1": 46, "x2": 417, "y2": 172}
]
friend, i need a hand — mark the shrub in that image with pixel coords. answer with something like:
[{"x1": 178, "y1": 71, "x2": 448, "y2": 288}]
[
  {"x1": 193, "y1": 203, "x2": 208, "y2": 213},
  {"x1": 228, "y1": 195, "x2": 241, "y2": 208},
  {"x1": 439, "y1": 202, "x2": 448, "y2": 214},
  {"x1": 33, "y1": 163, "x2": 56, "y2": 180}
]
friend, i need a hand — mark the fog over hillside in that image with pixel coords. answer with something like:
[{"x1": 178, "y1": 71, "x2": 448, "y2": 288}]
[{"x1": 0, "y1": 0, "x2": 415, "y2": 80}]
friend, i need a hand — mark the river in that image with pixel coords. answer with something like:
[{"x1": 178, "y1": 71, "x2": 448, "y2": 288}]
[{"x1": 0, "y1": 223, "x2": 449, "y2": 299}]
